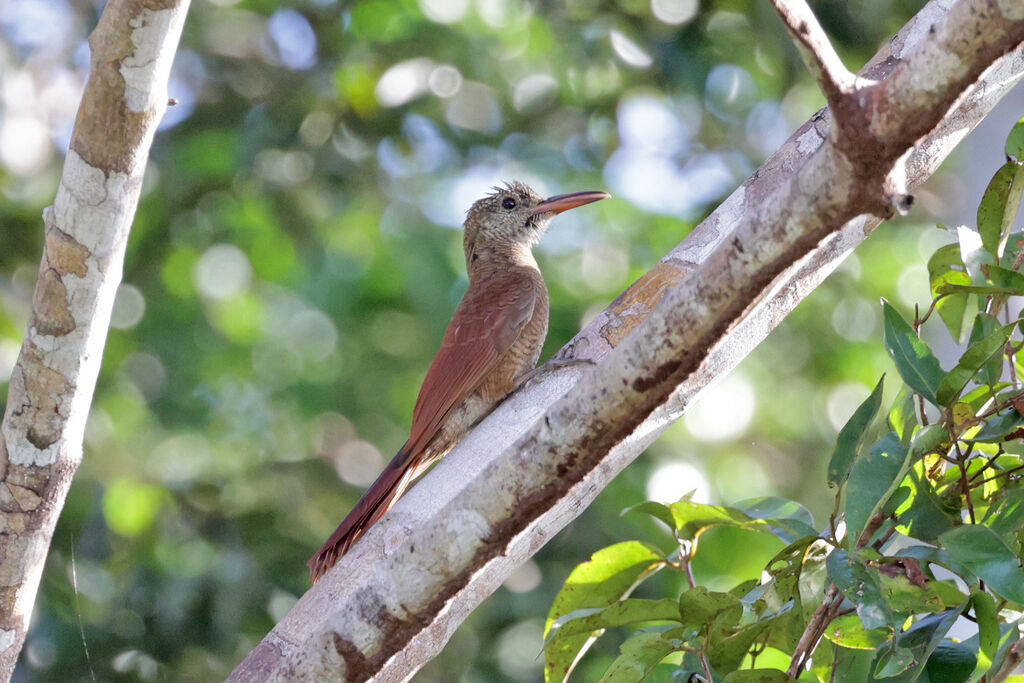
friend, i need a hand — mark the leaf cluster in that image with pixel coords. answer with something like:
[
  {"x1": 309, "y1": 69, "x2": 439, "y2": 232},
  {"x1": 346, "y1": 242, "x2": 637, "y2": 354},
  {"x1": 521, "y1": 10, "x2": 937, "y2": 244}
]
[{"x1": 544, "y1": 119, "x2": 1024, "y2": 683}]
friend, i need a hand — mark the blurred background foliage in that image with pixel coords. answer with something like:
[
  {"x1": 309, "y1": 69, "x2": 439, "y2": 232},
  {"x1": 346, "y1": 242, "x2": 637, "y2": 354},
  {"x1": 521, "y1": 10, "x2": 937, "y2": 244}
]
[{"x1": 1, "y1": 0, "x2": 1021, "y2": 680}]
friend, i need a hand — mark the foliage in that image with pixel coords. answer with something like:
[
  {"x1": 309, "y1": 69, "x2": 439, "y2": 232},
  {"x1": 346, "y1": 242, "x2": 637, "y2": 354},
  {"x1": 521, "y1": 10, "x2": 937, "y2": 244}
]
[{"x1": 544, "y1": 119, "x2": 1024, "y2": 682}]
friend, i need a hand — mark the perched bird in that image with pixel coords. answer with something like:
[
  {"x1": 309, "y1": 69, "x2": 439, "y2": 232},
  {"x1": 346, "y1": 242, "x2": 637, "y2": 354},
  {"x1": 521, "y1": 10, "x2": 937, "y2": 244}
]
[{"x1": 308, "y1": 181, "x2": 609, "y2": 581}]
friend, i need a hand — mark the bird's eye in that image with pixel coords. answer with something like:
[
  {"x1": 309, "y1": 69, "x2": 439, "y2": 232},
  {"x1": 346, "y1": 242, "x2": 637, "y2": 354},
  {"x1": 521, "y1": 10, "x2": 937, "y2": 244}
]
[{"x1": 501, "y1": 196, "x2": 516, "y2": 210}]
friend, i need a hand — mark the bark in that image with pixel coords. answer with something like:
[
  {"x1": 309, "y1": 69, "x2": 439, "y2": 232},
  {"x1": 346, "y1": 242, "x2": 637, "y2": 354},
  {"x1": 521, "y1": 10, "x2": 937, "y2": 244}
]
[
  {"x1": 0, "y1": 1, "x2": 189, "y2": 678},
  {"x1": 229, "y1": 1, "x2": 1024, "y2": 681}
]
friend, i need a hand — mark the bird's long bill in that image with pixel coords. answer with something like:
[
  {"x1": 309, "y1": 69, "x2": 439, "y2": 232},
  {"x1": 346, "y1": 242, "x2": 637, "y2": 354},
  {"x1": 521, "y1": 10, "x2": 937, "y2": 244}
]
[{"x1": 531, "y1": 190, "x2": 611, "y2": 215}]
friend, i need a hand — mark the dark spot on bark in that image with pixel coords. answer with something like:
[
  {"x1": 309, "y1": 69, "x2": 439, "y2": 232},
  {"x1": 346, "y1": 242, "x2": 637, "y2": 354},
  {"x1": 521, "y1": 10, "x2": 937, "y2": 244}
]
[
  {"x1": 732, "y1": 237, "x2": 744, "y2": 253},
  {"x1": 332, "y1": 633, "x2": 370, "y2": 680},
  {"x1": 26, "y1": 427, "x2": 56, "y2": 450},
  {"x1": 631, "y1": 359, "x2": 681, "y2": 393}
]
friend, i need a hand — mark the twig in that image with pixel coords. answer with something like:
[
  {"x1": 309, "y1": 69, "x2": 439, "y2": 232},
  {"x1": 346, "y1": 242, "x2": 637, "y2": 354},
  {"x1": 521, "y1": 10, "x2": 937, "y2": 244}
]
[
  {"x1": 766, "y1": 0, "x2": 856, "y2": 109},
  {"x1": 991, "y1": 637, "x2": 1024, "y2": 683},
  {"x1": 951, "y1": 436, "x2": 977, "y2": 523},
  {"x1": 970, "y1": 463, "x2": 1024, "y2": 489},
  {"x1": 787, "y1": 584, "x2": 843, "y2": 677},
  {"x1": 675, "y1": 535, "x2": 712, "y2": 681}
]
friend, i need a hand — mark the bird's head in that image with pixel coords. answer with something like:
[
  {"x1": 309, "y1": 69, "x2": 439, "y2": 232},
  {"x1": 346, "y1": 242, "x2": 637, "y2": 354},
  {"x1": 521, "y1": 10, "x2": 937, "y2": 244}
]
[{"x1": 463, "y1": 181, "x2": 609, "y2": 270}]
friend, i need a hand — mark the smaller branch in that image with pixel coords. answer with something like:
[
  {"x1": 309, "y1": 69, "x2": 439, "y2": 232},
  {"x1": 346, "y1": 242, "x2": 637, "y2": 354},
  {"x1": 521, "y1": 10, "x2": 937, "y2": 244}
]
[
  {"x1": 951, "y1": 436, "x2": 977, "y2": 524},
  {"x1": 767, "y1": 0, "x2": 856, "y2": 109},
  {"x1": 992, "y1": 637, "x2": 1024, "y2": 683},
  {"x1": 676, "y1": 536, "x2": 698, "y2": 589},
  {"x1": 787, "y1": 584, "x2": 842, "y2": 678},
  {"x1": 970, "y1": 463, "x2": 1024, "y2": 490}
]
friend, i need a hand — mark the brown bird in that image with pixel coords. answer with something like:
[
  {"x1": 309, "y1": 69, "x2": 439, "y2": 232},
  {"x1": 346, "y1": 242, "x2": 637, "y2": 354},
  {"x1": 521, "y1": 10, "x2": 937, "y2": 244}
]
[{"x1": 308, "y1": 181, "x2": 609, "y2": 581}]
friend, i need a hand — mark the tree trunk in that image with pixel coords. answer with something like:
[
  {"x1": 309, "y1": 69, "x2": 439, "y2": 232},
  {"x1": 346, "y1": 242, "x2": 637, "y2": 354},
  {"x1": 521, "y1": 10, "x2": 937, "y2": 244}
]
[
  {"x1": 0, "y1": 1, "x2": 189, "y2": 678},
  {"x1": 229, "y1": 1, "x2": 1024, "y2": 681}
]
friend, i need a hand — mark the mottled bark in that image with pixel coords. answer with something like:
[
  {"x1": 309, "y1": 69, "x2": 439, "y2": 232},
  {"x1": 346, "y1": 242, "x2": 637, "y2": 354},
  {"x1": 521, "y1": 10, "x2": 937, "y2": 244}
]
[
  {"x1": 229, "y1": 0, "x2": 1024, "y2": 681},
  {"x1": 0, "y1": 1, "x2": 189, "y2": 678}
]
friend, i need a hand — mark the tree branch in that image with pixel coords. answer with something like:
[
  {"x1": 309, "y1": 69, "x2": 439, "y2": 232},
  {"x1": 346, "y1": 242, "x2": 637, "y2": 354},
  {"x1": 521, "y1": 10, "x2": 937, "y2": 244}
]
[
  {"x1": 767, "y1": 0, "x2": 856, "y2": 108},
  {"x1": 0, "y1": 0, "x2": 189, "y2": 677},
  {"x1": 231, "y1": 1, "x2": 1024, "y2": 680}
]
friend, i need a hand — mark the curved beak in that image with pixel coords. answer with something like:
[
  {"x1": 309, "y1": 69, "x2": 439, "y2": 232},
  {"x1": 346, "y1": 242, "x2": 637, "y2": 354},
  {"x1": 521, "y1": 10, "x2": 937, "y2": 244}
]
[{"x1": 531, "y1": 190, "x2": 611, "y2": 216}]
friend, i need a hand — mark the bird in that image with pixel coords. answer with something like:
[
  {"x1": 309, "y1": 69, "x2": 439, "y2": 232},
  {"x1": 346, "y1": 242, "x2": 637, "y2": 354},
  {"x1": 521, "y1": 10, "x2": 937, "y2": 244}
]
[{"x1": 308, "y1": 181, "x2": 609, "y2": 582}]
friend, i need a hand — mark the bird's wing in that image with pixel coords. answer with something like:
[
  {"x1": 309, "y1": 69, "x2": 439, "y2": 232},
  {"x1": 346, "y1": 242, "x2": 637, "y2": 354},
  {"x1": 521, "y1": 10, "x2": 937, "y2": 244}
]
[{"x1": 404, "y1": 269, "x2": 539, "y2": 457}]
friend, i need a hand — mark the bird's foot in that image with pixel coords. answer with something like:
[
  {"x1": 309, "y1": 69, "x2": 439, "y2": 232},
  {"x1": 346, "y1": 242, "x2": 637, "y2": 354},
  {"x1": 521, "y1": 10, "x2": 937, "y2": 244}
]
[{"x1": 514, "y1": 357, "x2": 596, "y2": 390}]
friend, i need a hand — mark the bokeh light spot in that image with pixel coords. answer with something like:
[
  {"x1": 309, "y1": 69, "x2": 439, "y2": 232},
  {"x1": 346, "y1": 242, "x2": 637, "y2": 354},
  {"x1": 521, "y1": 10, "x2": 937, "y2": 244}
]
[
  {"x1": 376, "y1": 58, "x2": 434, "y2": 107},
  {"x1": 830, "y1": 297, "x2": 878, "y2": 341},
  {"x1": 267, "y1": 9, "x2": 317, "y2": 70},
  {"x1": 333, "y1": 440, "x2": 385, "y2": 487},
  {"x1": 110, "y1": 284, "x2": 146, "y2": 329},
  {"x1": 419, "y1": 0, "x2": 470, "y2": 24},
  {"x1": 827, "y1": 382, "x2": 872, "y2": 432},
  {"x1": 195, "y1": 244, "x2": 253, "y2": 300},
  {"x1": 428, "y1": 64, "x2": 463, "y2": 98},
  {"x1": 503, "y1": 559, "x2": 542, "y2": 594},
  {"x1": 496, "y1": 619, "x2": 545, "y2": 679},
  {"x1": 684, "y1": 372, "x2": 755, "y2": 442},
  {"x1": 651, "y1": 0, "x2": 698, "y2": 25},
  {"x1": 646, "y1": 461, "x2": 711, "y2": 504},
  {"x1": 0, "y1": 115, "x2": 52, "y2": 176},
  {"x1": 103, "y1": 477, "x2": 164, "y2": 537},
  {"x1": 610, "y1": 29, "x2": 653, "y2": 69}
]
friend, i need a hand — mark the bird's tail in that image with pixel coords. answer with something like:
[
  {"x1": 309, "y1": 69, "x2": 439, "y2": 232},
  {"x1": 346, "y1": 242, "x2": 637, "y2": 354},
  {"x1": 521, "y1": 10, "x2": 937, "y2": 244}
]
[{"x1": 308, "y1": 443, "x2": 416, "y2": 582}]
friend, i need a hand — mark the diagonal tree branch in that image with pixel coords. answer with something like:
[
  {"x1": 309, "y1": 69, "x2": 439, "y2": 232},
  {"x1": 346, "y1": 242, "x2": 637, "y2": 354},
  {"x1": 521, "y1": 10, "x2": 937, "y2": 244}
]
[
  {"x1": 0, "y1": 1, "x2": 190, "y2": 678},
  {"x1": 230, "y1": 1, "x2": 1024, "y2": 680}
]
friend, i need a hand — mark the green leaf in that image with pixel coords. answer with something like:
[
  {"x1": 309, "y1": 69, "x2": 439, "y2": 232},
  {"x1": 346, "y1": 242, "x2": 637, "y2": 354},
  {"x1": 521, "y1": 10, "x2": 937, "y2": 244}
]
[
  {"x1": 894, "y1": 466, "x2": 959, "y2": 542},
  {"x1": 665, "y1": 500, "x2": 759, "y2": 541},
  {"x1": 985, "y1": 489, "x2": 1024, "y2": 549},
  {"x1": 827, "y1": 549, "x2": 898, "y2": 630},
  {"x1": 709, "y1": 621, "x2": 771, "y2": 672},
  {"x1": 889, "y1": 386, "x2": 918, "y2": 443},
  {"x1": 924, "y1": 640, "x2": 977, "y2": 683},
  {"x1": 734, "y1": 496, "x2": 818, "y2": 543},
  {"x1": 978, "y1": 161, "x2": 1024, "y2": 259},
  {"x1": 962, "y1": 621, "x2": 1022, "y2": 682},
  {"x1": 623, "y1": 500, "x2": 676, "y2": 529},
  {"x1": 971, "y1": 409, "x2": 1024, "y2": 443},
  {"x1": 927, "y1": 242, "x2": 974, "y2": 342},
  {"x1": 933, "y1": 283, "x2": 1021, "y2": 297},
  {"x1": 823, "y1": 613, "x2": 890, "y2": 649},
  {"x1": 936, "y1": 322, "x2": 1015, "y2": 406},
  {"x1": 897, "y1": 545, "x2": 978, "y2": 584},
  {"x1": 877, "y1": 609, "x2": 965, "y2": 683},
  {"x1": 828, "y1": 376, "x2": 885, "y2": 486},
  {"x1": 981, "y1": 263, "x2": 1024, "y2": 293},
  {"x1": 940, "y1": 525, "x2": 1024, "y2": 604},
  {"x1": 545, "y1": 598, "x2": 682, "y2": 645},
  {"x1": 545, "y1": 541, "x2": 667, "y2": 683},
  {"x1": 845, "y1": 432, "x2": 911, "y2": 548},
  {"x1": 875, "y1": 644, "x2": 915, "y2": 677},
  {"x1": 971, "y1": 314, "x2": 1006, "y2": 388},
  {"x1": 734, "y1": 497, "x2": 814, "y2": 526},
  {"x1": 882, "y1": 301, "x2": 944, "y2": 405},
  {"x1": 971, "y1": 588, "x2": 999, "y2": 663},
  {"x1": 1006, "y1": 116, "x2": 1024, "y2": 160},
  {"x1": 597, "y1": 630, "x2": 676, "y2": 683},
  {"x1": 877, "y1": 571, "x2": 946, "y2": 614},
  {"x1": 677, "y1": 586, "x2": 742, "y2": 630},
  {"x1": 723, "y1": 669, "x2": 790, "y2": 682}
]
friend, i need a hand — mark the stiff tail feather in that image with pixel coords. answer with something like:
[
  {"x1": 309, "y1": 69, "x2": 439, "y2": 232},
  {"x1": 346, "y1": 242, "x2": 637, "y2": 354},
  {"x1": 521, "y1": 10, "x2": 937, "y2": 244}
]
[{"x1": 308, "y1": 444, "x2": 416, "y2": 582}]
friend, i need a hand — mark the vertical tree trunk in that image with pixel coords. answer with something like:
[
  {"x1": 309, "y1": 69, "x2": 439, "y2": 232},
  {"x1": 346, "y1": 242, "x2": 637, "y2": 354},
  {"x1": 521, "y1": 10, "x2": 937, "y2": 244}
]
[{"x1": 0, "y1": 1, "x2": 189, "y2": 678}]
